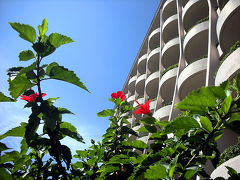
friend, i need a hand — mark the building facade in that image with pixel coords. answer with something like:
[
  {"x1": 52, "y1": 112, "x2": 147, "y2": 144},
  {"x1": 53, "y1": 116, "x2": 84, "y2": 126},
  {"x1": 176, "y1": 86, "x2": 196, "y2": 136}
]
[{"x1": 122, "y1": 0, "x2": 240, "y2": 166}]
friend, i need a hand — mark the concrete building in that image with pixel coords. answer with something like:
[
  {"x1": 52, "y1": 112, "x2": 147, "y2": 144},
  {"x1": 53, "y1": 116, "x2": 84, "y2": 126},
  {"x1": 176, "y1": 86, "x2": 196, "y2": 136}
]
[{"x1": 122, "y1": 0, "x2": 240, "y2": 165}]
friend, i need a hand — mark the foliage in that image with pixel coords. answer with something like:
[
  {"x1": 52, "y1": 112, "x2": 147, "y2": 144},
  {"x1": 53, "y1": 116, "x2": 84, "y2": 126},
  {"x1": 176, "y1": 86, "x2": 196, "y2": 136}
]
[
  {"x1": 218, "y1": 137, "x2": 240, "y2": 166},
  {"x1": 0, "y1": 18, "x2": 88, "y2": 179},
  {"x1": 161, "y1": 63, "x2": 178, "y2": 77},
  {"x1": 1, "y1": 18, "x2": 240, "y2": 180},
  {"x1": 72, "y1": 96, "x2": 141, "y2": 179}
]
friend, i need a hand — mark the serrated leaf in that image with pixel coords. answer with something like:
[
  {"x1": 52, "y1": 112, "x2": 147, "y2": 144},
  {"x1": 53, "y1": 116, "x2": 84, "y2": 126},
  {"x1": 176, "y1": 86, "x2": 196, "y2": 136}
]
[
  {"x1": 8, "y1": 73, "x2": 35, "y2": 100},
  {"x1": 38, "y1": 18, "x2": 48, "y2": 36},
  {"x1": 47, "y1": 64, "x2": 89, "y2": 92},
  {"x1": 97, "y1": 109, "x2": 115, "y2": 117},
  {"x1": 18, "y1": 50, "x2": 35, "y2": 61},
  {"x1": 0, "y1": 92, "x2": 14, "y2": 102},
  {"x1": 164, "y1": 116, "x2": 200, "y2": 134},
  {"x1": 9, "y1": 22, "x2": 36, "y2": 43},
  {"x1": 0, "y1": 122, "x2": 27, "y2": 140},
  {"x1": 144, "y1": 165, "x2": 167, "y2": 179},
  {"x1": 58, "y1": 107, "x2": 74, "y2": 114},
  {"x1": 46, "y1": 62, "x2": 58, "y2": 75},
  {"x1": 49, "y1": 32, "x2": 74, "y2": 48},
  {"x1": 60, "y1": 122, "x2": 84, "y2": 143},
  {"x1": 131, "y1": 140, "x2": 147, "y2": 149},
  {"x1": 176, "y1": 86, "x2": 218, "y2": 113},
  {"x1": 200, "y1": 116, "x2": 213, "y2": 132}
]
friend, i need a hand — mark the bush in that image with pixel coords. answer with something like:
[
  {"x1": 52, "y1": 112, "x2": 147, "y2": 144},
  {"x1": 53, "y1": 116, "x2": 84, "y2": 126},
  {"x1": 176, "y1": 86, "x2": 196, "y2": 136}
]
[{"x1": 218, "y1": 137, "x2": 240, "y2": 166}]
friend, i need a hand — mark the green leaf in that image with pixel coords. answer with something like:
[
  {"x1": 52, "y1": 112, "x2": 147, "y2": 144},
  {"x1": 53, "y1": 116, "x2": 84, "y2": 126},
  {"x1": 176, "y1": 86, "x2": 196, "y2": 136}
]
[
  {"x1": 140, "y1": 116, "x2": 156, "y2": 125},
  {"x1": 200, "y1": 116, "x2": 213, "y2": 132},
  {"x1": 98, "y1": 165, "x2": 119, "y2": 173},
  {"x1": 226, "y1": 166, "x2": 238, "y2": 176},
  {"x1": 75, "y1": 150, "x2": 88, "y2": 158},
  {"x1": 38, "y1": 18, "x2": 48, "y2": 36},
  {"x1": 8, "y1": 73, "x2": 35, "y2": 100},
  {"x1": 58, "y1": 107, "x2": 74, "y2": 114},
  {"x1": 32, "y1": 39, "x2": 56, "y2": 57},
  {"x1": 20, "y1": 138, "x2": 28, "y2": 154},
  {"x1": 184, "y1": 166, "x2": 201, "y2": 180},
  {"x1": 169, "y1": 155, "x2": 179, "y2": 178},
  {"x1": 0, "y1": 168, "x2": 13, "y2": 180},
  {"x1": 220, "y1": 80, "x2": 230, "y2": 90},
  {"x1": 60, "y1": 122, "x2": 84, "y2": 143},
  {"x1": 108, "y1": 154, "x2": 130, "y2": 164},
  {"x1": 72, "y1": 161, "x2": 84, "y2": 169},
  {"x1": 144, "y1": 165, "x2": 167, "y2": 179},
  {"x1": 49, "y1": 32, "x2": 74, "y2": 48},
  {"x1": 176, "y1": 86, "x2": 218, "y2": 113},
  {"x1": 131, "y1": 140, "x2": 147, "y2": 149},
  {"x1": 18, "y1": 50, "x2": 35, "y2": 61},
  {"x1": 0, "y1": 151, "x2": 20, "y2": 164},
  {"x1": 221, "y1": 92, "x2": 232, "y2": 115},
  {"x1": 234, "y1": 73, "x2": 240, "y2": 93},
  {"x1": 25, "y1": 115, "x2": 40, "y2": 144},
  {"x1": 0, "y1": 92, "x2": 14, "y2": 102},
  {"x1": 120, "y1": 126, "x2": 138, "y2": 136},
  {"x1": 137, "y1": 125, "x2": 157, "y2": 133},
  {"x1": 164, "y1": 116, "x2": 200, "y2": 133},
  {"x1": 121, "y1": 105, "x2": 135, "y2": 113},
  {"x1": 0, "y1": 142, "x2": 10, "y2": 152},
  {"x1": 9, "y1": 22, "x2": 36, "y2": 43},
  {"x1": 46, "y1": 62, "x2": 58, "y2": 75},
  {"x1": 0, "y1": 122, "x2": 27, "y2": 140},
  {"x1": 97, "y1": 109, "x2": 115, "y2": 117},
  {"x1": 60, "y1": 145, "x2": 72, "y2": 169},
  {"x1": 18, "y1": 62, "x2": 37, "y2": 76},
  {"x1": 47, "y1": 97, "x2": 59, "y2": 106},
  {"x1": 46, "y1": 63, "x2": 89, "y2": 92},
  {"x1": 228, "y1": 113, "x2": 240, "y2": 123}
]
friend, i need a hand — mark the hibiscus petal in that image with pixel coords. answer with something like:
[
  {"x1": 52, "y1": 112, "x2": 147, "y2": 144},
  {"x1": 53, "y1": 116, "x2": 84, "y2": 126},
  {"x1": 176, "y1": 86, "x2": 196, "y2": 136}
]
[
  {"x1": 117, "y1": 91, "x2": 124, "y2": 98},
  {"x1": 111, "y1": 93, "x2": 118, "y2": 99}
]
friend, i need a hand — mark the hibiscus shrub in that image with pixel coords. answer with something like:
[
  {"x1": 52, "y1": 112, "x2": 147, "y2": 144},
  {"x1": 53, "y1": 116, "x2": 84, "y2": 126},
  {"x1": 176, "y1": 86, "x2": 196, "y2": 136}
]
[{"x1": 0, "y1": 18, "x2": 89, "y2": 179}]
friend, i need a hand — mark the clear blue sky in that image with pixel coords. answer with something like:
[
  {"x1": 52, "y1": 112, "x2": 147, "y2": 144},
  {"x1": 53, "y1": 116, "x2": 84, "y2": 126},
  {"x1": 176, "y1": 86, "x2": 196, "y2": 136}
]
[{"x1": 0, "y1": 0, "x2": 160, "y2": 153}]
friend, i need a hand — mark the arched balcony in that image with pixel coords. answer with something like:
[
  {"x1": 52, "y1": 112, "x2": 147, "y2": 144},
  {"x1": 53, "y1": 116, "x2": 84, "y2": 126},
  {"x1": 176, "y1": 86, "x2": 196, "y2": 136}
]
[
  {"x1": 146, "y1": 71, "x2": 160, "y2": 99},
  {"x1": 184, "y1": 21, "x2": 209, "y2": 64},
  {"x1": 178, "y1": 58, "x2": 207, "y2": 100},
  {"x1": 161, "y1": 37, "x2": 180, "y2": 68},
  {"x1": 217, "y1": 0, "x2": 240, "y2": 53}
]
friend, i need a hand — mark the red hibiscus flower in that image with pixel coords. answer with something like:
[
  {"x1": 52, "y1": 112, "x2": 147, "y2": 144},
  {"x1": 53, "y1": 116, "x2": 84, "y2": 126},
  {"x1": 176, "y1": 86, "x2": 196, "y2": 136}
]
[
  {"x1": 134, "y1": 99, "x2": 151, "y2": 115},
  {"x1": 20, "y1": 93, "x2": 46, "y2": 102},
  {"x1": 111, "y1": 91, "x2": 126, "y2": 101}
]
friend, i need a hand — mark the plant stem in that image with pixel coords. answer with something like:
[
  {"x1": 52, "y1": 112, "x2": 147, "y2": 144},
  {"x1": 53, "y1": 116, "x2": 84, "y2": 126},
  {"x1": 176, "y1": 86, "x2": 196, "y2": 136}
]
[{"x1": 36, "y1": 54, "x2": 43, "y2": 103}]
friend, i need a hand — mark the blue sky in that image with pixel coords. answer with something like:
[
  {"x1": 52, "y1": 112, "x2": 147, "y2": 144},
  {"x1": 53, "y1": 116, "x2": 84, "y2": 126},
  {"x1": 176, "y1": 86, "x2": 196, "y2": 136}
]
[{"x1": 0, "y1": 0, "x2": 160, "y2": 153}]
